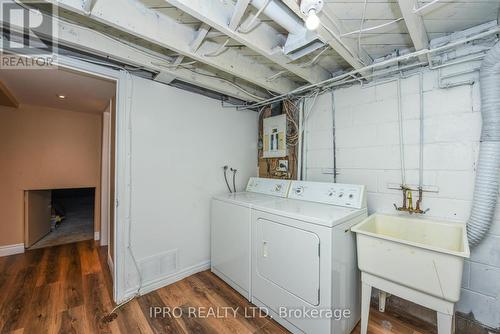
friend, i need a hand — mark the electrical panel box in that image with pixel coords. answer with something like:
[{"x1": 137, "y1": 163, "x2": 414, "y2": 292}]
[{"x1": 263, "y1": 114, "x2": 287, "y2": 158}]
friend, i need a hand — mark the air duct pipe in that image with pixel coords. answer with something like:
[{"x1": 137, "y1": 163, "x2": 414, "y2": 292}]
[
  {"x1": 467, "y1": 41, "x2": 500, "y2": 247},
  {"x1": 250, "y1": 0, "x2": 303, "y2": 35},
  {"x1": 249, "y1": 0, "x2": 325, "y2": 59}
]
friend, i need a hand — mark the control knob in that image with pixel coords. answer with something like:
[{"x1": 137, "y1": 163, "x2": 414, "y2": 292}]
[{"x1": 294, "y1": 186, "x2": 304, "y2": 195}]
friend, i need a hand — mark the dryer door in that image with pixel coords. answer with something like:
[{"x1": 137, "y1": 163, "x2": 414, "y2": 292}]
[{"x1": 255, "y1": 218, "x2": 320, "y2": 306}]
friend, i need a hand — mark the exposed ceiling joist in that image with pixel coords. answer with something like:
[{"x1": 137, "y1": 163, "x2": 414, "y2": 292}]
[
  {"x1": 171, "y1": 23, "x2": 210, "y2": 70},
  {"x1": 280, "y1": 0, "x2": 372, "y2": 76},
  {"x1": 82, "y1": 0, "x2": 97, "y2": 13},
  {"x1": 397, "y1": 0, "x2": 430, "y2": 61},
  {"x1": 165, "y1": 0, "x2": 331, "y2": 84},
  {"x1": 0, "y1": 81, "x2": 19, "y2": 108},
  {"x1": 228, "y1": 0, "x2": 251, "y2": 31},
  {"x1": 1, "y1": 2, "x2": 268, "y2": 102},
  {"x1": 189, "y1": 23, "x2": 210, "y2": 53},
  {"x1": 44, "y1": 0, "x2": 299, "y2": 94}
]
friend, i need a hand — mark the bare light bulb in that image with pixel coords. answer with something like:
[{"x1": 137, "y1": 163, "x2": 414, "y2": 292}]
[{"x1": 305, "y1": 9, "x2": 320, "y2": 30}]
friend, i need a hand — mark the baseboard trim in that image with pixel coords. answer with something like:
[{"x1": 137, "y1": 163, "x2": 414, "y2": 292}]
[
  {"x1": 122, "y1": 260, "x2": 210, "y2": 301},
  {"x1": 0, "y1": 243, "x2": 25, "y2": 257},
  {"x1": 94, "y1": 232, "x2": 100, "y2": 241}
]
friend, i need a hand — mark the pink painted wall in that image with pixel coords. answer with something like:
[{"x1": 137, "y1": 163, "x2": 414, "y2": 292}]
[{"x1": 0, "y1": 104, "x2": 102, "y2": 247}]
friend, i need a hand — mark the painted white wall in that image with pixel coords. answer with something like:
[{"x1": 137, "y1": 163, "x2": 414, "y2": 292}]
[
  {"x1": 123, "y1": 76, "x2": 258, "y2": 294},
  {"x1": 304, "y1": 63, "x2": 500, "y2": 328}
]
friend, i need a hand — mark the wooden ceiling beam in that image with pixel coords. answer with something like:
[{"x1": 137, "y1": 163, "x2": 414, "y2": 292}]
[
  {"x1": 280, "y1": 0, "x2": 372, "y2": 78},
  {"x1": 165, "y1": 0, "x2": 331, "y2": 84},
  {"x1": 397, "y1": 0, "x2": 430, "y2": 62},
  {"x1": 1, "y1": 2, "x2": 269, "y2": 102},
  {"x1": 38, "y1": 0, "x2": 299, "y2": 94}
]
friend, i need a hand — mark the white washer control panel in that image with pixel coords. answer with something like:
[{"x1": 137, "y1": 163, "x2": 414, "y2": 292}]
[
  {"x1": 289, "y1": 181, "x2": 366, "y2": 208},
  {"x1": 246, "y1": 177, "x2": 291, "y2": 197}
]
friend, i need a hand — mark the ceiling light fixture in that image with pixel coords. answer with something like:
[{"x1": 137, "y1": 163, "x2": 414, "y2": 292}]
[
  {"x1": 57, "y1": 95, "x2": 66, "y2": 99},
  {"x1": 300, "y1": 0, "x2": 324, "y2": 30}
]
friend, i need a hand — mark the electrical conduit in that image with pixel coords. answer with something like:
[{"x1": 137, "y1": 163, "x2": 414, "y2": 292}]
[{"x1": 467, "y1": 41, "x2": 500, "y2": 247}]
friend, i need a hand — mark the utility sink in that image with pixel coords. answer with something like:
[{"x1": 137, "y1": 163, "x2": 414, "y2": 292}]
[
  {"x1": 352, "y1": 214, "x2": 471, "y2": 334},
  {"x1": 352, "y1": 213, "x2": 470, "y2": 302}
]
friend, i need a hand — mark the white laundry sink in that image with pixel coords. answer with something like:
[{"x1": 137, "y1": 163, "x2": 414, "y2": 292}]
[{"x1": 352, "y1": 213, "x2": 470, "y2": 302}]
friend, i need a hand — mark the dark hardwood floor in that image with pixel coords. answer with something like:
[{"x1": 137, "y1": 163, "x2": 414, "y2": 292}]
[{"x1": 0, "y1": 241, "x2": 436, "y2": 333}]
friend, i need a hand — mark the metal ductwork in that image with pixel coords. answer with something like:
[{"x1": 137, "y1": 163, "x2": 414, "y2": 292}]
[
  {"x1": 467, "y1": 41, "x2": 500, "y2": 247},
  {"x1": 249, "y1": 0, "x2": 325, "y2": 60}
]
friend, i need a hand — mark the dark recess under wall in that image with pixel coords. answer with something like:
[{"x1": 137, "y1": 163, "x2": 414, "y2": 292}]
[{"x1": 29, "y1": 188, "x2": 95, "y2": 249}]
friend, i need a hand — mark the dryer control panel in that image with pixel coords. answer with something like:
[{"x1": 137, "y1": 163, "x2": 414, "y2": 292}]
[
  {"x1": 246, "y1": 177, "x2": 291, "y2": 197},
  {"x1": 288, "y1": 181, "x2": 367, "y2": 208}
]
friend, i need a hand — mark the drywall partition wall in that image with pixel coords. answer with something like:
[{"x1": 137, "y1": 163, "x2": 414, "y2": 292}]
[
  {"x1": 123, "y1": 76, "x2": 258, "y2": 294},
  {"x1": 0, "y1": 104, "x2": 102, "y2": 248},
  {"x1": 303, "y1": 64, "x2": 500, "y2": 329}
]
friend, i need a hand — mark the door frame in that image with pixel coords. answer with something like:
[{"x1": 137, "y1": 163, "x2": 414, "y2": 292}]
[
  {"x1": 53, "y1": 55, "x2": 130, "y2": 304},
  {"x1": 100, "y1": 104, "x2": 112, "y2": 247}
]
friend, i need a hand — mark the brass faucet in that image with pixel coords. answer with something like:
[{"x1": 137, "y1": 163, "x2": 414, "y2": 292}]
[
  {"x1": 407, "y1": 190, "x2": 414, "y2": 211},
  {"x1": 394, "y1": 186, "x2": 429, "y2": 214}
]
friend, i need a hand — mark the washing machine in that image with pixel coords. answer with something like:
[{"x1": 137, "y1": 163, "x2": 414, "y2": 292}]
[
  {"x1": 251, "y1": 180, "x2": 367, "y2": 334},
  {"x1": 211, "y1": 177, "x2": 291, "y2": 300}
]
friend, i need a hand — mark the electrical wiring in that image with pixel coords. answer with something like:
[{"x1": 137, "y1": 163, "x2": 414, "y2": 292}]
[
  {"x1": 19, "y1": 4, "x2": 263, "y2": 104},
  {"x1": 413, "y1": 0, "x2": 443, "y2": 14},
  {"x1": 102, "y1": 72, "x2": 143, "y2": 323},
  {"x1": 358, "y1": 0, "x2": 368, "y2": 56},
  {"x1": 340, "y1": 18, "x2": 404, "y2": 37},
  {"x1": 284, "y1": 100, "x2": 300, "y2": 147},
  {"x1": 179, "y1": 66, "x2": 266, "y2": 102},
  {"x1": 203, "y1": 39, "x2": 230, "y2": 57},
  {"x1": 266, "y1": 70, "x2": 289, "y2": 82},
  {"x1": 235, "y1": 25, "x2": 500, "y2": 110},
  {"x1": 320, "y1": 23, "x2": 365, "y2": 66},
  {"x1": 299, "y1": 46, "x2": 330, "y2": 68},
  {"x1": 303, "y1": 90, "x2": 321, "y2": 122},
  {"x1": 153, "y1": 60, "x2": 197, "y2": 68},
  {"x1": 238, "y1": 0, "x2": 271, "y2": 33}
]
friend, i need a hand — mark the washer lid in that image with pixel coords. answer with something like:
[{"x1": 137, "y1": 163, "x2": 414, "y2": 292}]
[
  {"x1": 213, "y1": 192, "x2": 280, "y2": 208},
  {"x1": 252, "y1": 198, "x2": 367, "y2": 227}
]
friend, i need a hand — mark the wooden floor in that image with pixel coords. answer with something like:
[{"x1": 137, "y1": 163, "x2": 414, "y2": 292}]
[{"x1": 0, "y1": 240, "x2": 436, "y2": 334}]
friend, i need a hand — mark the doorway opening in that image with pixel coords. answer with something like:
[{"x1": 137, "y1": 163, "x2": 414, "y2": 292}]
[
  {"x1": 27, "y1": 188, "x2": 95, "y2": 249},
  {"x1": 1, "y1": 59, "x2": 117, "y2": 289}
]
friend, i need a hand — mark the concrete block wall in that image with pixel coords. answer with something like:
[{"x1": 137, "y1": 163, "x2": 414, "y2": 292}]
[{"x1": 304, "y1": 64, "x2": 500, "y2": 329}]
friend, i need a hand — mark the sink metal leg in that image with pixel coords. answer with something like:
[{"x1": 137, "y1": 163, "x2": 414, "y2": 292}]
[
  {"x1": 378, "y1": 290, "x2": 387, "y2": 312},
  {"x1": 437, "y1": 312, "x2": 454, "y2": 334},
  {"x1": 361, "y1": 282, "x2": 372, "y2": 334}
]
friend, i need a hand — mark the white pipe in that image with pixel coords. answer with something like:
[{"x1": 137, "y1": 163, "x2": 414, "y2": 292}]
[
  {"x1": 298, "y1": 99, "x2": 304, "y2": 180},
  {"x1": 331, "y1": 90, "x2": 337, "y2": 183},
  {"x1": 250, "y1": 0, "x2": 303, "y2": 35},
  {"x1": 413, "y1": 0, "x2": 444, "y2": 15},
  {"x1": 242, "y1": 26, "x2": 500, "y2": 109},
  {"x1": 418, "y1": 73, "x2": 424, "y2": 189},
  {"x1": 467, "y1": 41, "x2": 500, "y2": 247},
  {"x1": 396, "y1": 78, "x2": 406, "y2": 185}
]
